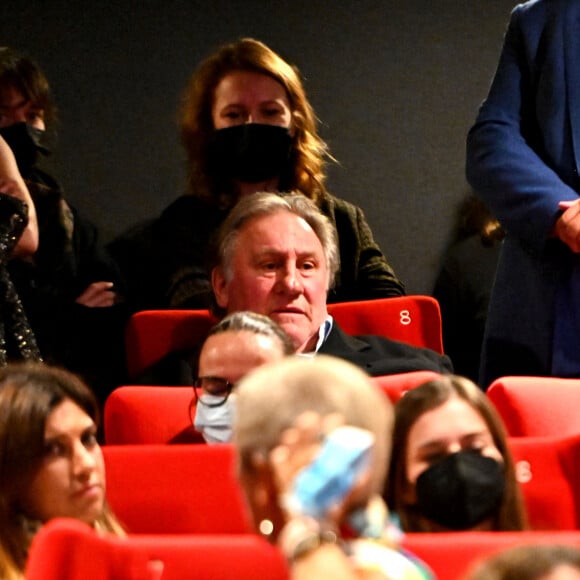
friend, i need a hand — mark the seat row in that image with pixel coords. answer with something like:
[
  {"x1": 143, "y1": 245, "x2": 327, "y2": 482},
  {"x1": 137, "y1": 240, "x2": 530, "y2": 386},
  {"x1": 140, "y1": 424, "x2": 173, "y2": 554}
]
[
  {"x1": 122, "y1": 298, "x2": 580, "y2": 439},
  {"x1": 25, "y1": 517, "x2": 580, "y2": 580},
  {"x1": 100, "y1": 440, "x2": 580, "y2": 534},
  {"x1": 124, "y1": 296, "x2": 445, "y2": 380},
  {"x1": 104, "y1": 371, "x2": 441, "y2": 445},
  {"x1": 24, "y1": 436, "x2": 580, "y2": 580},
  {"x1": 104, "y1": 370, "x2": 580, "y2": 447}
]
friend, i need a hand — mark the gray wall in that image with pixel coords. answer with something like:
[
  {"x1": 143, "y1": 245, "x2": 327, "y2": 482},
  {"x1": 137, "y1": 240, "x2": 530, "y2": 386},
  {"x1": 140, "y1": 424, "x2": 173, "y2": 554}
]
[{"x1": 1, "y1": 0, "x2": 516, "y2": 294}]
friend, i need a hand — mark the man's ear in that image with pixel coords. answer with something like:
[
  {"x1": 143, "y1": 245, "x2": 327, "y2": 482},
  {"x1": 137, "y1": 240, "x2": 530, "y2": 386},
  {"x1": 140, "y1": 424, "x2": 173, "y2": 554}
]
[{"x1": 211, "y1": 266, "x2": 229, "y2": 309}]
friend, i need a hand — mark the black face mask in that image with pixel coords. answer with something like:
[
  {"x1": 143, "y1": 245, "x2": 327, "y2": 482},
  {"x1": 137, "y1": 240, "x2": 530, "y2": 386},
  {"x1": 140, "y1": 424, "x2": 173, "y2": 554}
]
[
  {"x1": 0, "y1": 122, "x2": 50, "y2": 173},
  {"x1": 208, "y1": 123, "x2": 292, "y2": 183},
  {"x1": 415, "y1": 450, "x2": 505, "y2": 530}
]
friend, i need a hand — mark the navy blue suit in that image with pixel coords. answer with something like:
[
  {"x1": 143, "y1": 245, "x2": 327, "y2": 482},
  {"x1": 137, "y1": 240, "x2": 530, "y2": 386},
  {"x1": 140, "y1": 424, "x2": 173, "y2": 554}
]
[{"x1": 466, "y1": 0, "x2": 580, "y2": 387}]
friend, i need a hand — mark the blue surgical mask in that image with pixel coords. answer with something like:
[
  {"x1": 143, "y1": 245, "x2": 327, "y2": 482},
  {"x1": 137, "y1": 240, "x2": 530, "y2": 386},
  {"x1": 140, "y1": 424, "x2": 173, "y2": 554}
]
[{"x1": 193, "y1": 393, "x2": 236, "y2": 444}]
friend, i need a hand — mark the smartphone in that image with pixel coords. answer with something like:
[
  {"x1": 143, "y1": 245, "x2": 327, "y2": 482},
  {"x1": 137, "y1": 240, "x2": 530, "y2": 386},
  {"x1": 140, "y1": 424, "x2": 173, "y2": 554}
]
[{"x1": 283, "y1": 426, "x2": 374, "y2": 518}]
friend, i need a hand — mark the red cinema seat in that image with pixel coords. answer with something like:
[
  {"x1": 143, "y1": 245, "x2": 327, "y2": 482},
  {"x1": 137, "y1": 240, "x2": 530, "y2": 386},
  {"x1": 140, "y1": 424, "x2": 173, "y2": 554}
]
[
  {"x1": 125, "y1": 296, "x2": 444, "y2": 381},
  {"x1": 25, "y1": 518, "x2": 153, "y2": 580},
  {"x1": 25, "y1": 519, "x2": 289, "y2": 580},
  {"x1": 103, "y1": 444, "x2": 253, "y2": 534},
  {"x1": 371, "y1": 371, "x2": 441, "y2": 404},
  {"x1": 103, "y1": 375, "x2": 443, "y2": 445},
  {"x1": 488, "y1": 376, "x2": 580, "y2": 437},
  {"x1": 509, "y1": 435, "x2": 580, "y2": 530},
  {"x1": 131, "y1": 534, "x2": 288, "y2": 580},
  {"x1": 125, "y1": 309, "x2": 216, "y2": 381},
  {"x1": 327, "y1": 296, "x2": 444, "y2": 354},
  {"x1": 104, "y1": 386, "x2": 203, "y2": 445},
  {"x1": 402, "y1": 531, "x2": 580, "y2": 580}
]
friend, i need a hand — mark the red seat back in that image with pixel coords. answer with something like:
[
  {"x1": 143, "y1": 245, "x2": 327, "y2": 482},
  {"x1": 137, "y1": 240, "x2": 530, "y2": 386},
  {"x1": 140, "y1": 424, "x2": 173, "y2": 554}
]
[
  {"x1": 103, "y1": 444, "x2": 252, "y2": 534},
  {"x1": 125, "y1": 309, "x2": 216, "y2": 380},
  {"x1": 402, "y1": 531, "x2": 580, "y2": 580},
  {"x1": 26, "y1": 519, "x2": 288, "y2": 580},
  {"x1": 371, "y1": 371, "x2": 441, "y2": 403},
  {"x1": 104, "y1": 375, "x2": 442, "y2": 445},
  {"x1": 509, "y1": 435, "x2": 580, "y2": 530},
  {"x1": 25, "y1": 518, "x2": 154, "y2": 580},
  {"x1": 130, "y1": 534, "x2": 288, "y2": 580},
  {"x1": 104, "y1": 386, "x2": 203, "y2": 444},
  {"x1": 488, "y1": 376, "x2": 580, "y2": 437},
  {"x1": 327, "y1": 295, "x2": 444, "y2": 354}
]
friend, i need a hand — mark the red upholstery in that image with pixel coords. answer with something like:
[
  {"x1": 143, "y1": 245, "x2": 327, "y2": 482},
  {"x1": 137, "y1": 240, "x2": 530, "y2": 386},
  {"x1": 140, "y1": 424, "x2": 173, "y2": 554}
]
[
  {"x1": 25, "y1": 518, "x2": 154, "y2": 580},
  {"x1": 27, "y1": 526, "x2": 580, "y2": 580},
  {"x1": 104, "y1": 436, "x2": 580, "y2": 534},
  {"x1": 509, "y1": 435, "x2": 580, "y2": 530},
  {"x1": 104, "y1": 386, "x2": 203, "y2": 445},
  {"x1": 125, "y1": 296, "x2": 444, "y2": 380},
  {"x1": 103, "y1": 375, "x2": 442, "y2": 445},
  {"x1": 402, "y1": 531, "x2": 580, "y2": 580},
  {"x1": 131, "y1": 534, "x2": 288, "y2": 580},
  {"x1": 125, "y1": 309, "x2": 217, "y2": 380},
  {"x1": 371, "y1": 371, "x2": 441, "y2": 403},
  {"x1": 103, "y1": 444, "x2": 253, "y2": 534},
  {"x1": 488, "y1": 376, "x2": 580, "y2": 437},
  {"x1": 26, "y1": 519, "x2": 288, "y2": 580},
  {"x1": 327, "y1": 296, "x2": 443, "y2": 353}
]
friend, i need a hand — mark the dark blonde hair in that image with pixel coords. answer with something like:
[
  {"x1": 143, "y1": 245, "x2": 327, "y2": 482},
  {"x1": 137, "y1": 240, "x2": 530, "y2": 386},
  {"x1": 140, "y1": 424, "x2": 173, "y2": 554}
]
[
  {"x1": 386, "y1": 375, "x2": 527, "y2": 532},
  {"x1": 0, "y1": 363, "x2": 123, "y2": 574},
  {"x1": 179, "y1": 37, "x2": 331, "y2": 207},
  {"x1": 466, "y1": 544, "x2": 580, "y2": 580}
]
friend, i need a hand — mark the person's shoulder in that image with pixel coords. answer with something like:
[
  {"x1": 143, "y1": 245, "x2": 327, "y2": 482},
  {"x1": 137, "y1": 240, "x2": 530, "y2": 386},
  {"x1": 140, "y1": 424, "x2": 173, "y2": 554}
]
[
  {"x1": 512, "y1": 0, "x2": 565, "y2": 27},
  {"x1": 356, "y1": 333, "x2": 453, "y2": 372},
  {"x1": 109, "y1": 217, "x2": 156, "y2": 248},
  {"x1": 356, "y1": 333, "x2": 431, "y2": 355},
  {"x1": 349, "y1": 539, "x2": 433, "y2": 579},
  {"x1": 515, "y1": 0, "x2": 550, "y2": 15},
  {"x1": 325, "y1": 324, "x2": 452, "y2": 373},
  {"x1": 160, "y1": 194, "x2": 202, "y2": 215},
  {"x1": 321, "y1": 193, "x2": 361, "y2": 214},
  {"x1": 158, "y1": 194, "x2": 221, "y2": 224},
  {"x1": 319, "y1": 194, "x2": 368, "y2": 233},
  {"x1": 24, "y1": 166, "x2": 62, "y2": 191}
]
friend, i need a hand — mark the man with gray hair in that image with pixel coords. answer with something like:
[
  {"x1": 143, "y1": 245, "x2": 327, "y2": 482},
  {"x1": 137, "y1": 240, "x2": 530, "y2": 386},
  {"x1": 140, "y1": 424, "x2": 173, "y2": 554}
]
[{"x1": 211, "y1": 192, "x2": 452, "y2": 376}]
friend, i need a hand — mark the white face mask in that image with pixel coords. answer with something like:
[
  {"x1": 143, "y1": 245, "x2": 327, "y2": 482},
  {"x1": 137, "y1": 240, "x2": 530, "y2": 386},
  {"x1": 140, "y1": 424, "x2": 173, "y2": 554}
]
[{"x1": 193, "y1": 393, "x2": 236, "y2": 444}]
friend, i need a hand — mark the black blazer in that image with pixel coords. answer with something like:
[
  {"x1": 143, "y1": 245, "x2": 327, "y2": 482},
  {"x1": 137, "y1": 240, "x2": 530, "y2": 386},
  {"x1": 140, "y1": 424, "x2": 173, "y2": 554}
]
[{"x1": 318, "y1": 323, "x2": 453, "y2": 377}]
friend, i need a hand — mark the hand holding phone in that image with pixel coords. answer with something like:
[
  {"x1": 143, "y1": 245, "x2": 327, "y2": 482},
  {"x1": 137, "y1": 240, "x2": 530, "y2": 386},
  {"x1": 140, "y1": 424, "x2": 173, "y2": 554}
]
[{"x1": 281, "y1": 424, "x2": 374, "y2": 519}]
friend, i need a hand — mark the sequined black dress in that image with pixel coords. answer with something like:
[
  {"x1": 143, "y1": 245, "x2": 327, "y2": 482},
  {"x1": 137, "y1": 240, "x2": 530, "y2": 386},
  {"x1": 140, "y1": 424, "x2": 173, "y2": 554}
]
[{"x1": 0, "y1": 193, "x2": 41, "y2": 364}]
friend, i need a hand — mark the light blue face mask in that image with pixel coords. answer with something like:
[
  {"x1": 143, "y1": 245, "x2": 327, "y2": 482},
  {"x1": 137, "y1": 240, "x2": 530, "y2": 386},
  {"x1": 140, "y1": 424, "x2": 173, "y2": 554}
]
[{"x1": 193, "y1": 393, "x2": 236, "y2": 444}]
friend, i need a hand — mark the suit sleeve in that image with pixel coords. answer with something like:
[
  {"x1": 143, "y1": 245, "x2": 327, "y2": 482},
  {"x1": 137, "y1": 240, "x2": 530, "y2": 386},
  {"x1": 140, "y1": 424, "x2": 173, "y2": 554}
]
[{"x1": 466, "y1": 4, "x2": 578, "y2": 253}]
